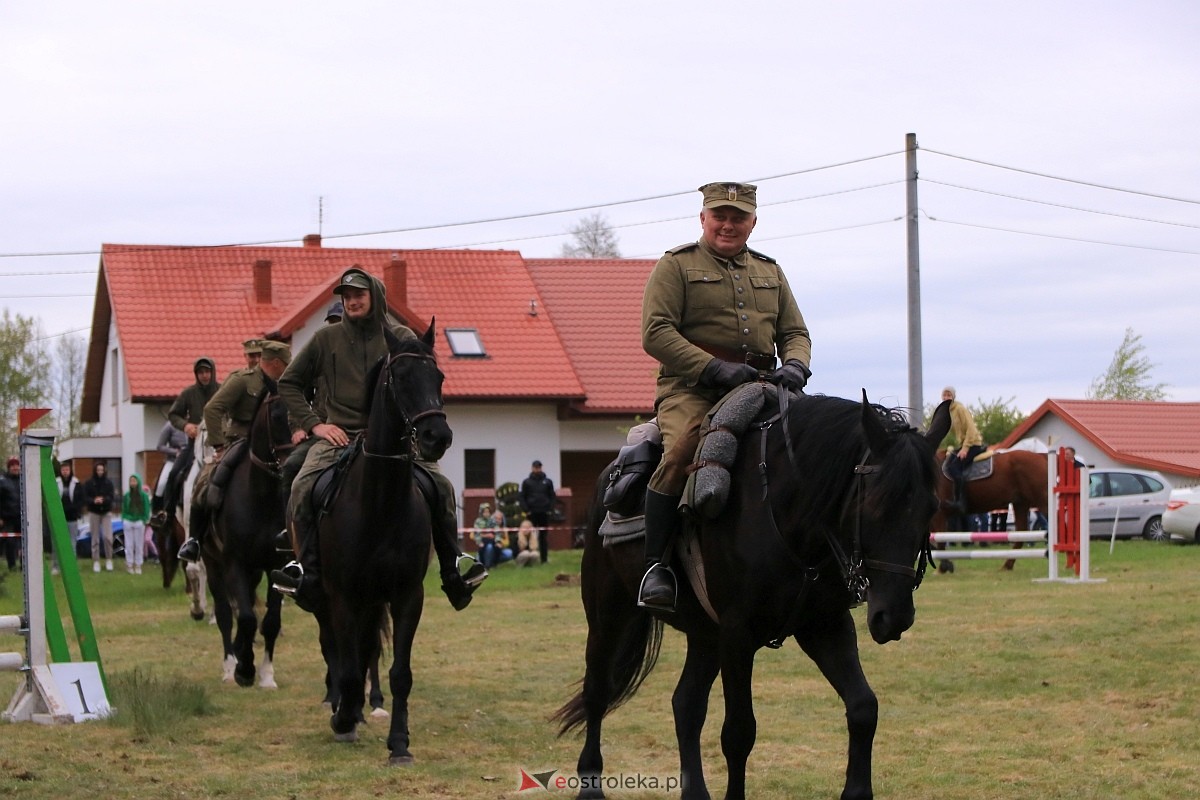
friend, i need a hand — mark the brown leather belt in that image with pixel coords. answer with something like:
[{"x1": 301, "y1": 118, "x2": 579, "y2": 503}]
[{"x1": 695, "y1": 342, "x2": 777, "y2": 372}]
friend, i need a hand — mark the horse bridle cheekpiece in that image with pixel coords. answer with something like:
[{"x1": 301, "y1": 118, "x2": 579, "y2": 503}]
[
  {"x1": 838, "y1": 456, "x2": 934, "y2": 606},
  {"x1": 365, "y1": 351, "x2": 447, "y2": 461}
]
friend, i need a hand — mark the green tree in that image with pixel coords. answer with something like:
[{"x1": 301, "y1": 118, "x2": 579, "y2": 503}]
[
  {"x1": 1087, "y1": 327, "x2": 1167, "y2": 401},
  {"x1": 924, "y1": 395, "x2": 1026, "y2": 448},
  {"x1": 0, "y1": 310, "x2": 52, "y2": 457},
  {"x1": 560, "y1": 212, "x2": 621, "y2": 258}
]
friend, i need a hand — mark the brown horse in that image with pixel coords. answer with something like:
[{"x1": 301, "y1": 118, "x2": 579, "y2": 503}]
[{"x1": 932, "y1": 449, "x2": 1048, "y2": 569}]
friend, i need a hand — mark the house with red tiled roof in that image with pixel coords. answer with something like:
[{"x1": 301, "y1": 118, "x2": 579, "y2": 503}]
[
  {"x1": 998, "y1": 399, "x2": 1200, "y2": 489},
  {"x1": 65, "y1": 235, "x2": 658, "y2": 533}
]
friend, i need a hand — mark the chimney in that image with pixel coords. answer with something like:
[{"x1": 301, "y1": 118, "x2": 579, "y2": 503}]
[
  {"x1": 302, "y1": 233, "x2": 322, "y2": 248},
  {"x1": 253, "y1": 259, "x2": 272, "y2": 304},
  {"x1": 384, "y1": 253, "x2": 408, "y2": 310}
]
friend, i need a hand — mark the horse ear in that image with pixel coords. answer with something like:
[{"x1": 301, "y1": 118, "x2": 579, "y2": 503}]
[
  {"x1": 860, "y1": 389, "x2": 893, "y2": 456},
  {"x1": 925, "y1": 398, "x2": 952, "y2": 445},
  {"x1": 422, "y1": 316, "x2": 436, "y2": 347}
]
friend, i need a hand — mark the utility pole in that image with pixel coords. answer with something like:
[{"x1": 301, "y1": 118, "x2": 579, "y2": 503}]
[{"x1": 905, "y1": 133, "x2": 924, "y2": 423}]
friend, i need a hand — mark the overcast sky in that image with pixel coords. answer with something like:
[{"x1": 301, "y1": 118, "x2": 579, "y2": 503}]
[{"x1": 3, "y1": 1, "x2": 1196, "y2": 416}]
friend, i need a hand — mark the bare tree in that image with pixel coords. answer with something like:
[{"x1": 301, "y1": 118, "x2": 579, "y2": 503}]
[
  {"x1": 50, "y1": 333, "x2": 93, "y2": 438},
  {"x1": 1087, "y1": 327, "x2": 1168, "y2": 401},
  {"x1": 560, "y1": 212, "x2": 621, "y2": 258}
]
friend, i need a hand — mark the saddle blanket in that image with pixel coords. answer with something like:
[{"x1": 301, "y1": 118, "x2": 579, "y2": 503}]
[{"x1": 941, "y1": 451, "x2": 995, "y2": 482}]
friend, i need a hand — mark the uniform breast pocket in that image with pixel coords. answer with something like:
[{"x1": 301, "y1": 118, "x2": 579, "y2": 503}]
[
  {"x1": 685, "y1": 269, "x2": 726, "y2": 309},
  {"x1": 750, "y1": 276, "x2": 780, "y2": 314}
]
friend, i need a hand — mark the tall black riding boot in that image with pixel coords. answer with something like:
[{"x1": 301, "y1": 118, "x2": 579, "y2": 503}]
[
  {"x1": 270, "y1": 515, "x2": 323, "y2": 613},
  {"x1": 638, "y1": 490, "x2": 681, "y2": 611}
]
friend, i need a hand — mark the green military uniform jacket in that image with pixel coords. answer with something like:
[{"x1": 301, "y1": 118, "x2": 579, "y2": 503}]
[
  {"x1": 642, "y1": 239, "x2": 811, "y2": 403},
  {"x1": 279, "y1": 272, "x2": 416, "y2": 434},
  {"x1": 168, "y1": 372, "x2": 220, "y2": 431},
  {"x1": 203, "y1": 366, "x2": 267, "y2": 448}
]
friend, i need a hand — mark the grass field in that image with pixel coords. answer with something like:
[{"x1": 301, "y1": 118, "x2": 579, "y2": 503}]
[{"x1": 1, "y1": 539, "x2": 1198, "y2": 799}]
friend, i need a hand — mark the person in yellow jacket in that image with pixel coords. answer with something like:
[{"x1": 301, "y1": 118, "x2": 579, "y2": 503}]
[
  {"x1": 637, "y1": 181, "x2": 812, "y2": 611},
  {"x1": 942, "y1": 386, "x2": 984, "y2": 513}
]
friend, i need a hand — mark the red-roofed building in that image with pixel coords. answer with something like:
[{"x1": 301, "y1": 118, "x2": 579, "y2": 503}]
[
  {"x1": 998, "y1": 399, "x2": 1200, "y2": 488},
  {"x1": 66, "y1": 235, "x2": 658, "y2": 533}
]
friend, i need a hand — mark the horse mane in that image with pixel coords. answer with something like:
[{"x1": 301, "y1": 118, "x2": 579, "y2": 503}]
[{"x1": 782, "y1": 395, "x2": 932, "y2": 530}]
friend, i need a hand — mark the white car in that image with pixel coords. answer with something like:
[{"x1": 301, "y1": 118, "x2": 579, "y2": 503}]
[
  {"x1": 1164, "y1": 486, "x2": 1200, "y2": 544},
  {"x1": 1087, "y1": 468, "x2": 1172, "y2": 540}
]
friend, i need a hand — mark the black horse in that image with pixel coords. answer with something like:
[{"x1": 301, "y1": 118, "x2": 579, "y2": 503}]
[
  {"x1": 555, "y1": 393, "x2": 952, "y2": 800},
  {"x1": 312, "y1": 324, "x2": 453, "y2": 764},
  {"x1": 192, "y1": 382, "x2": 294, "y2": 688}
]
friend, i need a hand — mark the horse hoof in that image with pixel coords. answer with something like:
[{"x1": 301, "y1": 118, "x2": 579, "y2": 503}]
[
  {"x1": 190, "y1": 610, "x2": 205, "y2": 621},
  {"x1": 370, "y1": 707, "x2": 390, "y2": 719},
  {"x1": 333, "y1": 730, "x2": 358, "y2": 743},
  {"x1": 387, "y1": 753, "x2": 414, "y2": 767}
]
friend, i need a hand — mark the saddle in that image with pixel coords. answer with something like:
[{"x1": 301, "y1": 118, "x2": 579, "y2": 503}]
[
  {"x1": 203, "y1": 438, "x2": 250, "y2": 511},
  {"x1": 310, "y1": 438, "x2": 439, "y2": 518},
  {"x1": 941, "y1": 451, "x2": 995, "y2": 482}
]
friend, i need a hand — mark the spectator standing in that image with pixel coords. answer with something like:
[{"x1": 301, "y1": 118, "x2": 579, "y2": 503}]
[
  {"x1": 0, "y1": 457, "x2": 21, "y2": 570},
  {"x1": 82, "y1": 462, "x2": 116, "y2": 572},
  {"x1": 121, "y1": 474, "x2": 151, "y2": 574},
  {"x1": 519, "y1": 460, "x2": 556, "y2": 564},
  {"x1": 55, "y1": 463, "x2": 84, "y2": 573}
]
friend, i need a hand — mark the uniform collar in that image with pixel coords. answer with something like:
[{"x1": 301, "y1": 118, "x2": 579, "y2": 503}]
[{"x1": 697, "y1": 238, "x2": 750, "y2": 266}]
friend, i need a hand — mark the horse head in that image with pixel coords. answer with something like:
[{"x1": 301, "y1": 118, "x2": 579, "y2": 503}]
[
  {"x1": 375, "y1": 321, "x2": 452, "y2": 462},
  {"x1": 852, "y1": 393, "x2": 952, "y2": 643},
  {"x1": 250, "y1": 380, "x2": 295, "y2": 470}
]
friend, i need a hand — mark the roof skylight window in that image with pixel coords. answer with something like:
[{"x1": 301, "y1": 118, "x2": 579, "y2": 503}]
[{"x1": 445, "y1": 328, "x2": 486, "y2": 357}]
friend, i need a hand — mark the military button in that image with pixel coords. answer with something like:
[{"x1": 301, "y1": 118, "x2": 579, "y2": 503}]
[
  {"x1": 741, "y1": 314, "x2": 748, "y2": 321},
  {"x1": 734, "y1": 274, "x2": 741, "y2": 280},
  {"x1": 737, "y1": 287, "x2": 744, "y2": 294},
  {"x1": 737, "y1": 302, "x2": 745, "y2": 309},
  {"x1": 740, "y1": 345, "x2": 749, "y2": 351},
  {"x1": 742, "y1": 328, "x2": 750, "y2": 335}
]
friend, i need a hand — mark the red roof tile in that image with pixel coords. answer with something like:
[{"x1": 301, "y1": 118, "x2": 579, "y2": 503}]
[
  {"x1": 86, "y1": 242, "x2": 586, "y2": 413},
  {"x1": 528, "y1": 258, "x2": 658, "y2": 415},
  {"x1": 1000, "y1": 399, "x2": 1200, "y2": 477}
]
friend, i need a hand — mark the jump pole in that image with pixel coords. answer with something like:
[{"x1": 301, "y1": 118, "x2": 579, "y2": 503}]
[
  {"x1": 3, "y1": 429, "x2": 113, "y2": 724},
  {"x1": 930, "y1": 449, "x2": 1102, "y2": 583}
]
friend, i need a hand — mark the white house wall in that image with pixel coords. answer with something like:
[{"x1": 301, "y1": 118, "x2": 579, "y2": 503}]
[{"x1": 1022, "y1": 414, "x2": 1195, "y2": 489}]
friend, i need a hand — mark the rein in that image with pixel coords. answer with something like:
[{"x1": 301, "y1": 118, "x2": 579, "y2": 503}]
[
  {"x1": 753, "y1": 389, "x2": 930, "y2": 648},
  {"x1": 362, "y1": 350, "x2": 447, "y2": 461}
]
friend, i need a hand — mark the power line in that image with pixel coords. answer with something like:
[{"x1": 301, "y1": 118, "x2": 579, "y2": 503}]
[
  {"x1": 921, "y1": 178, "x2": 1200, "y2": 229},
  {"x1": 0, "y1": 152, "x2": 906, "y2": 259},
  {"x1": 921, "y1": 148, "x2": 1200, "y2": 205},
  {"x1": 925, "y1": 214, "x2": 1200, "y2": 256}
]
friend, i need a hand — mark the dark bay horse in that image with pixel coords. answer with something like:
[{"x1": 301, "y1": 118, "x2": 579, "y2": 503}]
[
  {"x1": 556, "y1": 393, "x2": 952, "y2": 800},
  {"x1": 312, "y1": 325, "x2": 452, "y2": 764},
  {"x1": 932, "y1": 449, "x2": 1048, "y2": 570},
  {"x1": 192, "y1": 382, "x2": 294, "y2": 687}
]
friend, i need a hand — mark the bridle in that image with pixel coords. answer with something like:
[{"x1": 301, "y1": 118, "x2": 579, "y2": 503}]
[
  {"x1": 248, "y1": 393, "x2": 294, "y2": 477},
  {"x1": 755, "y1": 394, "x2": 933, "y2": 648},
  {"x1": 363, "y1": 350, "x2": 447, "y2": 461}
]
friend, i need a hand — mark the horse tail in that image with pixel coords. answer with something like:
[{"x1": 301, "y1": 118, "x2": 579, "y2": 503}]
[{"x1": 553, "y1": 612, "x2": 663, "y2": 736}]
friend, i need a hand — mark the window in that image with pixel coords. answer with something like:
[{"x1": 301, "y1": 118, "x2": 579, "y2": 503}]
[
  {"x1": 464, "y1": 449, "x2": 495, "y2": 489},
  {"x1": 445, "y1": 328, "x2": 486, "y2": 357}
]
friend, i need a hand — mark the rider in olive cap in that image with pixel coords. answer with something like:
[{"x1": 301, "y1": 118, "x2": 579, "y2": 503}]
[{"x1": 271, "y1": 266, "x2": 487, "y2": 612}]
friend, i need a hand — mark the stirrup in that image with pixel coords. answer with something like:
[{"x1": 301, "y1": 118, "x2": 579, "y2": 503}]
[
  {"x1": 637, "y1": 564, "x2": 677, "y2": 612},
  {"x1": 270, "y1": 561, "x2": 304, "y2": 596},
  {"x1": 456, "y1": 554, "x2": 489, "y2": 588},
  {"x1": 177, "y1": 538, "x2": 200, "y2": 563}
]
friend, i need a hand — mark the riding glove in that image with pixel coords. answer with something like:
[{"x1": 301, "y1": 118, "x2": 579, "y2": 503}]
[
  {"x1": 770, "y1": 360, "x2": 811, "y2": 392},
  {"x1": 699, "y1": 359, "x2": 760, "y2": 391}
]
